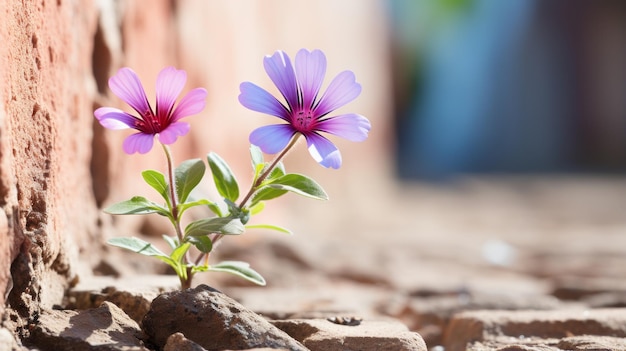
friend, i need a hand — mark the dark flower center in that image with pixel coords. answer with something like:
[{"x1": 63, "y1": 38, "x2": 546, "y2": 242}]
[
  {"x1": 135, "y1": 109, "x2": 167, "y2": 134},
  {"x1": 293, "y1": 109, "x2": 315, "y2": 132}
]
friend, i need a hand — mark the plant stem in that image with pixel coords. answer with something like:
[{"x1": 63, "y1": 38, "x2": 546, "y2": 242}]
[
  {"x1": 238, "y1": 134, "x2": 301, "y2": 208},
  {"x1": 210, "y1": 134, "x2": 301, "y2": 249},
  {"x1": 161, "y1": 143, "x2": 193, "y2": 288},
  {"x1": 161, "y1": 143, "x2": 185, "y2": 243}
]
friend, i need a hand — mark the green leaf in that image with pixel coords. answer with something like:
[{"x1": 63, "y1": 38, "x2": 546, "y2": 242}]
[
  {"x1": 253, "y1": 163, "x2": 265, "y2": 183},
  {"x1": 178, "y1": 199, "x2": 218, "y2": 217},
  {"x1": 107, "y1": 237, "x2": 169, "y2": 258},
  {"x1": 191, "y1": 264, "x2": 209, "y2": 273},
  {"x1": 267, "y1": 173, "x2": 328, "y2": 200},
  {"x1": 185, "y1": 217, "x2": 245, "y2": 237},
  {"x1": 245, "y1": 223, "x2": 293, "y2": 235},
  {"x1": 107, "y1": 237, "x2": 190, "y2": 280},
  {"x1": 162, "y1": 235, "x2": 179, "y2": 250},
  {"x1": 187, "y1": 235, "x2": 213, "y2": 253},
  {"x1": 224, "y1": 199, "x2": 250, "y2": 224},
  {"x1": 250, "y1": 186, "x2": 288, "y2": 207},
  {"x1": 209, "y1": 261, "x2": 266, "y2": 286},
  {"x1": 250, "y1": 144, "x2": 264, "y2": 168},
  {"x1": 104, "y1": 196, "x2": 168, "y2": 216},
  {"x1": 142, "y1": 170, "x2": 170, "y2": 205},
  {"x1": 249, "y1": 201, "x2": 265, "y2": 215},
  {"x1": 175, "y1": 159, "x2": 206, "y2": 204},
  {"x1": 207, "y1": 202, "x2": 225, "y2": 217},
  {"x1": 207, "y1": 152, "x2": 240, "y2": 202},
  {"x1": 266, "y1": 162, "x2": 286, "y2": 181},
  {"x1": 170, "y1": 242, "x2": 191, "y2": 264},
  {"x1": 253, "y1": 160, "x2": 285, "y2": 185}
]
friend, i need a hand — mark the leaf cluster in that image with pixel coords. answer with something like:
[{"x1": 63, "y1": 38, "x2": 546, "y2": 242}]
[{"x1": 104, "y1": 146, "x2": 327, "y2": 286}]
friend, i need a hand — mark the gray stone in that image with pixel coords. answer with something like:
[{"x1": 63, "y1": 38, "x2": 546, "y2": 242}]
[
  {"x1": 444, "y1": 308, "x2": 626, "y2": 351},
  {"x1": 142, "y1": 285, "x2": 307, "y2": 350},
  {"x1": 272, "y1": 318, "x2": 426, "y2": 351},
  {"x1": 29, "y1": 301, "x2": 148, "y2": 350},
  {"x1": 557, "y1": 335, "x2": 626, "y2": 351},
  {"x1": 66, "y1": 274, "x2": 179, "y2": 325},
  {"x1": 0, "y1": 327, "x2": 21, "y2": 351},
  {"x1": 164, "y1": 332, "x2": 208, "y2": 351}
]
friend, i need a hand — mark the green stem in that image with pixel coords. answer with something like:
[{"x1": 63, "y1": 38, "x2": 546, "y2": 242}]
[
  {"x1": 210, "y1": 134, "x2": 301, "y2": 249},
  {"x1": 238, "y1": 134, "x2": 301, "y2": 208},
  {"x1": 161, "y1": 143, "x2": 193, "y2": 288},
  {"x1": 161, "y1": 143, "x2": 185, "y2": 242}
]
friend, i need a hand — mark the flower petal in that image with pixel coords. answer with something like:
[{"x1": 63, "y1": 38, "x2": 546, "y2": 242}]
[
  {"x1": 109, "y1": 67, "x2": 152, "y2": 117},
  {"x1": 314, "y1": 70, "x2": 361, "y2": 117},
  {"x1": 295, "y1": 49, "x2": 326, "y2": 109},
  {"x1": 171, "y1": 88, "x2": 207, "y2": 122},
  {"x1": 249, "y1": 124, "x2": 296, "y2": 154},
  {"x1": 123, "y1": 132, "x2": 155, "y2": 154},
  {"x1": 315, "y1": 113, "x2": 371, "y2": 142},
  {"x1": 94, "y1": 107, "x2": 136, "y2": 130},
  {"x1": 239, "y1": 82, "x2": 289, "y2": 121},
  {"x1": 263, "y1": 51, "x2": 299, "y2": 110},
  {"x1": 155, "y1": 66, "x2": 187, "y2": 118},
  {"x1": 305, "y1": 133, "x2": 342, "y2": 169},
  {"x1": 157, "y1": 122, "x2": 190, "y2": 144}
]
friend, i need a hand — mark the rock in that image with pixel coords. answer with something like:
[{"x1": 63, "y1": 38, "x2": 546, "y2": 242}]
[
  {"x1": 443, "y1": 308, "x2": 626, "y2": 351},
  {"x1": 163, "y1": 333, "x2": 286, "y2": 351},
  {"x1": 552, "y1": 276, "x2": 626, "y2": 301},
  {"x1": 557, "y1": 335, "x2": 626, "y2": 350},
  {"x1": 392, "y1": 291, "x2": 562, "y2": 346},
  {"x1": 29, "y1": 301, "x2": 148, "y2": 351},
  {"x1": 142, "y1": 285, "x2": 307, "y2": 350},
  {"x1": 0, "y1": 327, "x2": 21, "y2": 351},
  {"x1": 164, "y1": 333, "x2": 207, "y2": 351},
  {"x1": 272, "y1": 318, "x2": 426, "y2": 351},
  {"x1": 66, "y1": 274, "x2": 179, "y2": 324}
]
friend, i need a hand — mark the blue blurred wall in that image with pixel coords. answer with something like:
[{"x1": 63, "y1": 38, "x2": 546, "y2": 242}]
[{"x1": 390, "y1": 0, "x2": 626, "y2": 180}]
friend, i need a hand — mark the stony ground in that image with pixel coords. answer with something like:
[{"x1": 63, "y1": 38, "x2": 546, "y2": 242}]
[{"x1": 23, "y1": 176, "x2": 626, "y2": 350}]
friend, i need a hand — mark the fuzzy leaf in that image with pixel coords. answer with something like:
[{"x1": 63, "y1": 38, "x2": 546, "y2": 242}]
[
  {"x1": 245, "y1": 223, "x2": 293, "y2": 235},
  {"x1": 162, "y1": 235, "x2": 179, "y2": 250},
  {"x1": 104, "y1": 196, "x2": 168, "y2": 216},
  {"x1": 142, "y1": 170, "x2": 170, "y2": 204},
  {"x1": 178, "y1": 199, "x2": 217, "y2": 217},
  {"x1": 207, "y1": 152, "x2": 240, "y2": 202},
  {"x1": 175, "y1": 159, "x2": 206, "y2": 204},
  {"x1": 250, "y1": 144, "x2": 264, "y2": 168},
  {"x1": 185, "y1": 217, "x2": 244, "y2": 237},
  {"x1": 267, "y1": 173, "x2": 328, "y2": 200},
  {"x1": 249, "y1": 201, "x2": 265, "y2": 215},
  {"x1": 170, "y1": 242, "x2": 191, "y2": 264},
  {"x1": 250, "y1": 186, "x2": 288, "y2": 207},
  {"x1": 187, "y1": 235, "x2": 213, "y2": 253},
  {"x1": 210, "y1": 261, "x2": 266, "y2": 286},
  {"x1": 107, "y1": 237, "x2": 169, "y2": 258}
]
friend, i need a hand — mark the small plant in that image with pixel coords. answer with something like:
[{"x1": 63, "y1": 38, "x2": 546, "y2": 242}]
[{"x1": 94, "y1": 49, "x2": 371, "y2": 289}]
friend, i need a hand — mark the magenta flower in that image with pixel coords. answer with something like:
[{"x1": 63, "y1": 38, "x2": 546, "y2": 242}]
[
  {"x1": 238, "y1": 49, "x2": 371, "y2": 169},
  {"x1": 95, "y1": 67, "x2": 207, "y2": 154}
]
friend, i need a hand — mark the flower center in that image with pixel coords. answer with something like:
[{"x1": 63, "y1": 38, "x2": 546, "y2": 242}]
[
  {"x1": 293, "y1": 109, "x2": 314, "y2": 132},
  {"x1": 135, "y1": 110, "x2": 165, "y2": 134}
]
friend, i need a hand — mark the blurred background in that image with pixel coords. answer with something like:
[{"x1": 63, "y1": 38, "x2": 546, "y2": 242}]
[
  {"x1": 92, "y1": 0, "x2": 626, "y2": 291},
  {"x1": 390, "y1": 0, "x2": 626, "y2": 180}
]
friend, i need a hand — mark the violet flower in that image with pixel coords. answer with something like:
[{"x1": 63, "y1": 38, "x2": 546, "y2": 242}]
[
  {"x1": 239, "y1": 49, "x2": 371, "y2": 169},
  {"x1": 95, "y1": 67, "x2": 207, "y2": 154}
]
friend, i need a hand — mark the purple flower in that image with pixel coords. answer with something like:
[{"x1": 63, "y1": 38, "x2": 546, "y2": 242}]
[
  {"x1": 238, "y1": 49, "x2": 371, "y2": 169},
  {"x1": 95, "y1": 67, "x2": 207, "y2": 154}
]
